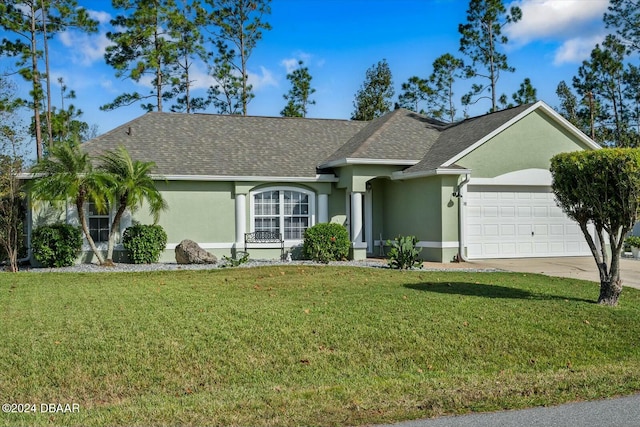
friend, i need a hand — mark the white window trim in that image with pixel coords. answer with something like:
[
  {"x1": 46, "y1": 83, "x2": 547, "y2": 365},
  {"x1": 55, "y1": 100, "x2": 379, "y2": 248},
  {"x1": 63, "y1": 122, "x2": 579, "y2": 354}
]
[
  {"x1": 249, "y1": 186, "x2": 316, "y2": 244},
  {"x1": 82, "y1": 202, "x2": 126, "y2": 251}
]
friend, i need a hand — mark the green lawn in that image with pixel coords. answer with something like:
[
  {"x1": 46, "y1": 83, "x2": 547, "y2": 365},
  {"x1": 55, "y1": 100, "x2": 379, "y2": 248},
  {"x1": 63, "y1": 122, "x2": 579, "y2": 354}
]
[{"x1": 1, "y1": 266, "x2": 640, "y2": 426}]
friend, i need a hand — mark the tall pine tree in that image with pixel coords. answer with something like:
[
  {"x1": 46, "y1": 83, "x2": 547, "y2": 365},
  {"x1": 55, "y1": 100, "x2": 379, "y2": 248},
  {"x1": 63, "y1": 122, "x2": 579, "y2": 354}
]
[
  {"x1": 351, "y1": 59, "x2": 394, "y2": 121},
  {"x1": 103, "y1": 0, "x2": 179, "y2": 112},
  {"x1": 458, "y1": 0, "x2": 522, "y2": 112},
  {"x1": 280, "y1": 60, "x2": 315, "y2": 118},
  {"x1": 0, "y1": 0, "x2": 96, "y2": 160},
  {"x1": 203, "y1": 0, "x2": 271, "y2": 116}
]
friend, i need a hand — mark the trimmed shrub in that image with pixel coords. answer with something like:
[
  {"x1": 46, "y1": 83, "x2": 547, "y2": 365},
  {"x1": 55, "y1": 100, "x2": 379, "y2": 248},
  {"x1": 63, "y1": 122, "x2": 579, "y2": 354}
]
[
  {"x1": 625, "y1": 236, "x2": 640, "y2": 248},
  {"x1": 386, "y1": 235, "x2": 423, "y2": 269},
  {"x1": 122, "y1": 224, "x2": 168, "y2": 264},
  {"x1": 302, "y1": 223, "x2": 350, "y2": 263},
  {"x1": 32, "y1": 223, "x2": 82, "y2": 268}
]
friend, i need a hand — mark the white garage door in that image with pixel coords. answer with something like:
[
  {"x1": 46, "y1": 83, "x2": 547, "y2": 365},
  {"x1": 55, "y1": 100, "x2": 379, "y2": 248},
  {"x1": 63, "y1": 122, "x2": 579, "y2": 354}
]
[{"x1": 466, "y1": 185, "x2": 592, "y2": 259}]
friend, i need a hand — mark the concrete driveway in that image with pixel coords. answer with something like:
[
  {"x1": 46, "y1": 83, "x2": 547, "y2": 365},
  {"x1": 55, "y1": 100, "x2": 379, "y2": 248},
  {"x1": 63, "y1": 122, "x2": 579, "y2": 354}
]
[{"x1": 465, "y1": 256, "x2": 640, "y2": 290}]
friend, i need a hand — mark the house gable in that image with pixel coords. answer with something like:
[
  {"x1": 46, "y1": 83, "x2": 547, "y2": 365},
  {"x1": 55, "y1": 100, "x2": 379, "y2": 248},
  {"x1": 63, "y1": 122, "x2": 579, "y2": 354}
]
[
  {"x1": 319, "y1": 108, "x2": 442, "y2": 168},
  {"x1": 456, "y1": 107, "x2": 597, "y2": 178}
]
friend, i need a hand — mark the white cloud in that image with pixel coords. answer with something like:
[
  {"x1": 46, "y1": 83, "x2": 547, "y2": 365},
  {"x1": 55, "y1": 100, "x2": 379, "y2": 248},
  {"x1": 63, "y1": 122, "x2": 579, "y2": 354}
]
[
  {"x1": 185, "y1": 64, "x2": 216, "y2": 90},
  {"x1": 126, "y1": 62, "x2": 274, "y2": 93},
  {"x1": 58, "y1": 30, "x2": 112, "y2": 66},
  {"x1": 553, "y1": 34, "x2": 606, "y2": 65},
  {"x1": 248, "y1": 66, "x2": 278, "y2": 90},
  {"x1": 281, "y1": 51, "x2": 315, "y2": 73},
  {"x1": 281, "y1": 58, "x2": 299, "y2": 74},
  {"x1": 506, "y1": 0, "x2": 609, "y2": 43},
  {"x1": 100, "y1": 78, "x2": 113, "y2": 91},
  {"x1": 87, "y1": 9, "x2": 111, "y2": 25}
]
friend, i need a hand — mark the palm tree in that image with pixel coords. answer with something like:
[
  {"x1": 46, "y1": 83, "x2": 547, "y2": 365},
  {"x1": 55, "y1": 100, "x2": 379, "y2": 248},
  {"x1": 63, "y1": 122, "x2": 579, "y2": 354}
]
[
  {"x1": 30, "y1": 141, "x2": 110, "y2": 264},
  {"x1": 98, "y1": 145, "x2": 167, "y2": 264}
]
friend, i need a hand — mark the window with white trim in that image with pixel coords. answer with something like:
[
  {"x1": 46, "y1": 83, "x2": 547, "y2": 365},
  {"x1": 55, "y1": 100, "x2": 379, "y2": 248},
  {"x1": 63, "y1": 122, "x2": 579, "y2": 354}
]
[
  {"x1": 88, "y1": 201, "x2": 110, "y2": 243},
  {"x1": 251, "y1": 187, "x2": 315, "y2": 240}
]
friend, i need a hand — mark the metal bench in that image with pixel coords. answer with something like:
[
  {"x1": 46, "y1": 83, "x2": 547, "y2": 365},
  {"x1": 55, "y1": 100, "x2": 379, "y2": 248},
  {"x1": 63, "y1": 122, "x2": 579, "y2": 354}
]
[{"x1": 244, "y1": 231, "x2": 284, "y2": 260}]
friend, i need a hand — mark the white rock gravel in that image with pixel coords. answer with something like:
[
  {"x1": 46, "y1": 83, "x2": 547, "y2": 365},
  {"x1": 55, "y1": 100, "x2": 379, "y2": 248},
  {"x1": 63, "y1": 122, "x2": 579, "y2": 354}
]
[{"x1": 16, "y1": 259, "x2": 498, "y2": 273}]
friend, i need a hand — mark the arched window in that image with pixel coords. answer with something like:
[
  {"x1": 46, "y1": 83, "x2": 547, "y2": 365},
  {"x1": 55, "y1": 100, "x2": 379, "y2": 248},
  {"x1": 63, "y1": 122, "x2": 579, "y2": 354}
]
[{"x1": 250, "y1": 187, "x2": 315, "y2": 241}]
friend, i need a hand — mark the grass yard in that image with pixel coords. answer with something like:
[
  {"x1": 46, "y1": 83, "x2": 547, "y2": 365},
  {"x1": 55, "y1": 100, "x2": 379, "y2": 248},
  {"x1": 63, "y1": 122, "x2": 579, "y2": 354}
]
[{"x1": 1, "y1": 266, "x2": 640, "y2": 426}]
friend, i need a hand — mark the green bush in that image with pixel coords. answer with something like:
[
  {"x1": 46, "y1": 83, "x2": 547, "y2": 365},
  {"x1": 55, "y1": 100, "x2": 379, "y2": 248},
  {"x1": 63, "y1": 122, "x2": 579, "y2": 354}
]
[
  {"x1": 625, "y1": 235, "x2": 640, "y2": 248},
  {"x1": 32, "y1": 223, "x2": 82, "y2": 267},
  {"x1": 222, "y1": 251, "x2": 250, "y2": 268},
  {"x1": 302, "y1": 223, "x2": 350, "y2": 263},
  {"x1": 386, "y1": 235, "x2": 423, "y2": 269},
  {"x1": 122, "y1": 224, "x2": 168, "y2": 264}
]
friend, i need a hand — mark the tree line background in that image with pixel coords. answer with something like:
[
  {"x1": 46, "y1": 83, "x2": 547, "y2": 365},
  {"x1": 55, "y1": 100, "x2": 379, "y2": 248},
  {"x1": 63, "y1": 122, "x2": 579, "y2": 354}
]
[{"x1": 1, "y1": 0, "x2": 639, "y2": 163}]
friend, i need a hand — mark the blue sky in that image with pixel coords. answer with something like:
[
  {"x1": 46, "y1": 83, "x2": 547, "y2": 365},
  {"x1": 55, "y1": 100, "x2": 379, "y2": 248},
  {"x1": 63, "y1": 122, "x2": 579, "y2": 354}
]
[{"x1": 1, "y1": 0, "x2": 612, "y2": 136}]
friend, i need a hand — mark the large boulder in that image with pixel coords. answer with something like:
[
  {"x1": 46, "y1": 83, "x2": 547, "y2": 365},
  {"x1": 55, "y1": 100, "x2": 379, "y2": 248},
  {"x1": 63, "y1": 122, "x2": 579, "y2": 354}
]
[{"x1": 175, "y1": 239, "x2": 217, "y2": 264}]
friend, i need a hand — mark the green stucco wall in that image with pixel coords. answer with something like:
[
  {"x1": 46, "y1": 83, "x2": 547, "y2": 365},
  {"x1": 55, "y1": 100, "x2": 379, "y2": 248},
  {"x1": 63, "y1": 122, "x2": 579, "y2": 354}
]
[
  {"x1": 458, "y1": 110, "x2": 593, "y2": 177},
  {"x1": 372, "y1": 175, "x2": 460, "y2": 262},
  {"x1": 328, "y1": 188, "x2": 347, "y2": 226},
  {"x1": 135, "y1": 181, "x2": 236, "y2": 245},
  {"x1": 337, "y1": 164, "x2": 407, "y2": 192}
]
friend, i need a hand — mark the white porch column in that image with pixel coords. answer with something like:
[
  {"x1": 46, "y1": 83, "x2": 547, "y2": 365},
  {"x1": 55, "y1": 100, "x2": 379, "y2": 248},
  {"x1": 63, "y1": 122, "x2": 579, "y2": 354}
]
[
  {"x1": 318, "y1": 194, "x2": 329, "y2": 224},
  {"x1": 235, "y1": 193, "x2": 246, "y2": 247},
  {"x1": 351, "y1": 192, "x2": 363, "y2": 244}
]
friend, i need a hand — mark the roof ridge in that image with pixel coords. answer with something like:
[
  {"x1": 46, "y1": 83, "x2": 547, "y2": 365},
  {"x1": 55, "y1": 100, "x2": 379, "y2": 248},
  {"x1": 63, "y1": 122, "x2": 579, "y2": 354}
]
[
  {"x1": 443, "y1": 102, "x2": 537, "y2": 130},
  {"x1": 351, "y1": 110, "x2": 402, "y2": 157}
]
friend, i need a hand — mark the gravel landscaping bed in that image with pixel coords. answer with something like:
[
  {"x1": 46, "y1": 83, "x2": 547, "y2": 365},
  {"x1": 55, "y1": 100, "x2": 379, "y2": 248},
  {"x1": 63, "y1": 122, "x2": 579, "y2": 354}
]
[{"x1": 15, "y1": 259, "x2": 500, "y2": 273}]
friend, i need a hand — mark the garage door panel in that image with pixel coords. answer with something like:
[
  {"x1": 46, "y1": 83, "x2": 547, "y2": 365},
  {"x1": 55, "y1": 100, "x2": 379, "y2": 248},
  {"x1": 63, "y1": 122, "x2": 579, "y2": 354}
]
[
  {"x1": 467, "y1": 206, "x2": 482, "y2": 218},
  {"x1": 549, "y1": 208, "x2": 565, "y2": 218},
  {"x1": 533, "y1": 207, "x2": 548, "y2": 217},
  {"x1": 483, "y1": 206, "x2": 498, "y2": 217},
  {"x1": 517, "y1": 242, "x2": 533, "y2": 254},
  {"x1": 517, "y1": 206, "x2": 532, "y2": 217},
  {"x1": 534, "y1": 224, "x2": 548, "y2": 235},
  {"x1": 566, "y1": 241, "x2": 582, "y2": 252},
  {"x1": 566, "y1": 225, "x2": 581, "y2": 235},
  {"x1": 483, "y1": 243, "x2": 500, "y2": 256},
  {"x1": 551, "y1": 242, "x2": 566, "y2": 253},
  {"x1": 502, "y1": 243, "x2": 516, "y2": 253},
  {"x1": 484, "y1": 224, "x2": 499, "y2": 236},
  {"x1": 501, "y1": 224, "x2": 516, "y2": 236},
  {"x1": 517, "y1": 224, "x2": 532, "y2": 237},
  {"x1": 534, "y1": 242, "x2": 550, "y2": 253},
  {"x1": 550, "y1": 224, "x2": 564, "y2": 235},
  {"x1": 467, "y1": 185, "x2": 591, "y2": 259},
  {"x1": 501, "y1": 206, "x2": 516, "y2": 217}
]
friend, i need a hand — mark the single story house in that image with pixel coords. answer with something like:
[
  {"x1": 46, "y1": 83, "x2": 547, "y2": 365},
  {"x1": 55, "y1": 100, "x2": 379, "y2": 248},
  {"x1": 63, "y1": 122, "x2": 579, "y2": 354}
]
[{"x1": 26, "y1": 100, "x2": 601, "y2": 263}]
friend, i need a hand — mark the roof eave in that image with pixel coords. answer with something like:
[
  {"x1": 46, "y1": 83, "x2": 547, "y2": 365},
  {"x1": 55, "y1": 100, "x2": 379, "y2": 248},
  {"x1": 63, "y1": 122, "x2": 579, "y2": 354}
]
[
  {"x1": 19, "y1": 172, "x2": 339, "y2": 183},
  {"x1": 156, "y1": 173, "x2": 339, "y2": 182},
  {"x1": 392, "y1": 167, "x2": 471, "y2": 181},
  {"x1": 319, "y1": 158, "x2": 419, "y2": 168}
]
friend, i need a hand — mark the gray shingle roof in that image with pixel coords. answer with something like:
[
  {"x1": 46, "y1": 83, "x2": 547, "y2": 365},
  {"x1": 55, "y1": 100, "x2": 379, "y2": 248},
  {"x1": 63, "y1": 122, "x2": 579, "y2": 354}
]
[
  {"x1": 81, "y1": 103, "x2": 544, "y2": 180},
  {"x1": 321, "y1": 108, "x2": 444, "y2": 164},
  {"x1": 82, "y1": 112, "x2": 367, "y2": 178}
]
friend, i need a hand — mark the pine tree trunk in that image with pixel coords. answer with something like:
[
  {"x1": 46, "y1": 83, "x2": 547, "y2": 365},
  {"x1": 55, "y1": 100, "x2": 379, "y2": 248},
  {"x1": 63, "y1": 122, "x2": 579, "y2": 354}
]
[
  {"x1": 30, "y1": 7, "x2": 43, "y2": 161},
  {"x1": 41, "y1": 0, "x2": 53, "y2": 147}
]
